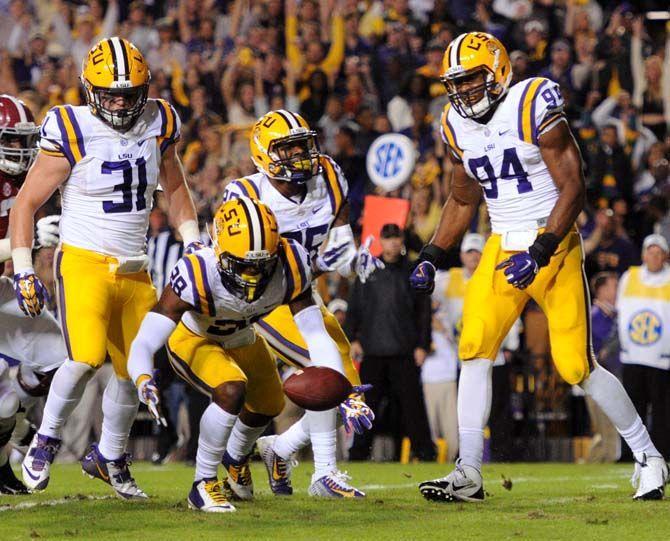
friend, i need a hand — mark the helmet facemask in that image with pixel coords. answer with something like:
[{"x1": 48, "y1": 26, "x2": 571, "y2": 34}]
[
  {"x1": 218, "y1": 251, "x2": 278, "y2": 303},
  {"x1": 83, "y1": 82, "x2": 149, "y2": 132},
  {"x1": 267, "y1": 131, "x2": 320, "y2": 183},
  {"x1": 442, "y1": 66, "x2": 505, "y2": 119},
  {"x1": 0, "y1": 124, "x2": 39, "y2": 176}
]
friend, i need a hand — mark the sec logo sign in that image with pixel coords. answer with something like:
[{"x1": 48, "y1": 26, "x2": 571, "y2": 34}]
[
  {"x1": 628, "y1": 310, "x2": 663, "y2": 346},
  {"x1": 366, "y1": 134, "x2": 416, "y2": 191}
]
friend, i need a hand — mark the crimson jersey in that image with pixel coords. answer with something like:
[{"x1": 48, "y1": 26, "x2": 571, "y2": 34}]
[{"x1": 0, "y1": 172, "x2": 20, "y2": 274}]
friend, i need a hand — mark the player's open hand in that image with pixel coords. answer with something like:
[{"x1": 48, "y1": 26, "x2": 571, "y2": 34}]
[
  {"x1": 339, "y1": 385, "x2": 374, "y2": 434},
  {"x1": 496, "y1": 252, "x2": 539, "y2": 289}
]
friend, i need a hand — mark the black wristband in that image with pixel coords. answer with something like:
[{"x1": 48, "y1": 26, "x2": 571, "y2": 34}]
[
  {"x1": 528, "y1": 233, "x2": 560, "y2": 268},
  {"x1": 418, "y1": 243, "x2": 448, "y2": 268}
]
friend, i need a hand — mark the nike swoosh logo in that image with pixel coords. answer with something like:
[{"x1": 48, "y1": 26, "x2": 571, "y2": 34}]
[
  {"x1": 312, "y1": 205, "x2": 324, "y2": 214},
  {"x1": 451, "y1": 480, "x2": 475, "y2": 491},
  {"x1": 137, "y1": 139, "x2": 146, "y2": 146},
  {"x1": 96, "y1": 463, "x2": 110, "y2": 481},
  {"x1": 499, "y1": 130, "x2": 510, "y2": 136},
  {"x1": 23, "y1": 464, "x2": 40, "y2": 481}
]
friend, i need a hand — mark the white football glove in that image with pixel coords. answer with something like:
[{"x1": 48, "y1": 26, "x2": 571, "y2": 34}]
[
  {"x1": 35, "y1": 215, "x2": 60, "y2": 248},
  {"x1": 353, "y1": 236, "x2": 385, "y2": 283},
  {"x1": 313, "y1": 224, "x2": 357, "y2": 274}
]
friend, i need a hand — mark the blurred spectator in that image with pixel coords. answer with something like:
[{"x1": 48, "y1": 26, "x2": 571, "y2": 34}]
[
  {"x1": 146, "y1": 17, "x2": 188, "y2": 76},
  {"x1": 333, "y1": 125, "x2": 368, "y2": 228},
  {"x1": 123, "y1": 1, "x2": 160, "y2": 54},
  {"x1": 346, "y1": 223, "x2": 434, "y2": 461},
  {"x1": 585, "y1": 208, "x2": 637, "y2": 276},
  {"x1": 318, "y1": 96, "x2": 349, "y2": 155},
  {"x1": 586, "y1": 271, "x2": 620, "y2": 463},
  {"x1": 586, "y1": 123, "x2": 633, "y2": 203},
  {"x1": 617, "y1": 234, "x2": 670, "y2": 458}
]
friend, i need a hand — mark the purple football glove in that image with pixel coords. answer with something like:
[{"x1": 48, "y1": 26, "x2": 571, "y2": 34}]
[
  {"x1": 13, "y1": 272, "x2": 49, "y2": 318},
  {"x1": 496, "y1": 251, "x2": 539, "y2": 289},
  {"x1": 409, "y1": 261, "x2": 436, "y2": 293},
  {"x1": 338, "y1": 384, "x2": 374, "y2": 434}
]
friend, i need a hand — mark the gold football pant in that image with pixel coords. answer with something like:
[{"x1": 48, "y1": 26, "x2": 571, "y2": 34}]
[
  {"x1": 256, "y1": 304, "x2": 361, "y2": 386},
  {"x1": 54, "y1": 244, "x2": 156, "y2": 379},
  {"x1": 459, "y1": 230, "x2": 594, "y2": 385},
  {"x1": 166, "y1": 322, "x2": 285, "y2": 417}
]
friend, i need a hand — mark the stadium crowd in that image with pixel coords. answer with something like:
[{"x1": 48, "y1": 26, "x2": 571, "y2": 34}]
[{"x1": 1, "y1": 0, "x2": 669, "y2": 464}]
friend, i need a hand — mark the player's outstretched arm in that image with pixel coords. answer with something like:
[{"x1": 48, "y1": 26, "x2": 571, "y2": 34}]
[
  {"x1": 538, "y1": 121, "x2": 586, "y2": 243},
  {"x1": 127, "y1": 285, "x2": 191, "y2": 425},
  {"x1": 410, "y1": 156, "x2": 481, "y2": 293},
  {"x1": 9, "y1": 153, "x2": 70, "y2": 316},
  {"x1": 158, "y1": 145, "x2": 201, "y2": 251}
]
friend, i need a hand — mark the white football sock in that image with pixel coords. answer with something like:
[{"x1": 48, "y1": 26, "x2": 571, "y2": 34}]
[
  {"x1": 39, "y1": 360, "x2": 95, "y2": 439},
  {"x1": 580, "y1": 365, "x2": 659, "y2": 459},
  {"x1": 273, "y1": 414, "x2": 310, "y2": 459},
  {"x1": 226, "y1": 419, "x2": 269, "y2": 462},
  {"x1": 98, "y1": 376, "x2": 139, "y2": 460},
  {"x1": 307, "y1": 409, "x2": 338, "y2": 480},
  {"x1": 195, "y1": 403, "x2": 237, "y2": 481},
  {"x1": 457, "y1": 358, "x2": 493, "y2": 472}
]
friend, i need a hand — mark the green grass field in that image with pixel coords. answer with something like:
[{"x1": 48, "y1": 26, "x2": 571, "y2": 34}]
[{"x1": 1, "y1": 462, "x2": 669, "y2": 540}]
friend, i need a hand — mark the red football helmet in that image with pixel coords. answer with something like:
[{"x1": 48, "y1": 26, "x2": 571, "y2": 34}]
[{"x1": 0, "y1": 94, "x2": 39, "y2": 176}]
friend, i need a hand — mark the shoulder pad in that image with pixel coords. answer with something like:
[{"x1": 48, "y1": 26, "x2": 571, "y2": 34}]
[
  {"x1": 39, "y1": 106, "x2": 87, "y2": 166},
  {"x1": 516, "y1": 78, "x2": 565, "y2": 145}
]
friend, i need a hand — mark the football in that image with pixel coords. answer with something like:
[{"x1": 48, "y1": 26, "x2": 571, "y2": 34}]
[{"x1": 283, "y1": 366, "x2": 353, "y2": 411}]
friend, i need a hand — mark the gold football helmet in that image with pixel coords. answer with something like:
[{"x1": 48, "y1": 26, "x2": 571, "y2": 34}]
[
  {"x1": 81, "y1": 37, "x2": 150, "y2": 131},
  {"x1": 250, "y1": 110, "x2": 320, "y2": 183},
  {"x1": 212, "y1": 197, "x2": 280, "y2": 303},
  {"x1": 441, "y1": 32, "x2": 512, "y2": 119}
]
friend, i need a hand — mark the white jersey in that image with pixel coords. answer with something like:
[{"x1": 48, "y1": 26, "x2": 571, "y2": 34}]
[
  {"x1": 39, "y1": 99, "x2": 181, "y2": 257},
  {"x1": 222, "y1": 155, "x2": 348, "y2": 261},
  {"x1": 440, "y1": 77, "x2": 565, "y2": 233},
  {"x1": 169, "y1": 239, "x2": 312, "y2": 347}
]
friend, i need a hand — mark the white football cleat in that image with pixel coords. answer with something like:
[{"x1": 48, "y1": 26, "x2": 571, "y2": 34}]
[
  {"x1": 188, "y1": 478, "x2": 236, "y2": 513},
  {"x1": 22, "y1": 433, "x2": 61, "y2": 492},
  {"x1": 308, "y1": 470, "x2": 365, "y2": 498},
  {"x1": 80, "y1": 443, "x2": 148, "y2": 500},
  {"x1": 631, "y1": 453, "x2": 668, "y2": 500},
  {"x1": 221, "y1": 451, "x2": 253, "y2": 500},
  {"x1": 419, "y1": 459, "x2": 484, "y2": 503},
  {"x1": 257, "y1": 435, "x2": 296, "y2": 496}
]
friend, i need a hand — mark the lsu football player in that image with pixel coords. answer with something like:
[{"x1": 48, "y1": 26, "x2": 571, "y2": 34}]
[
  {"x1": 127, "y1": 197, "x2": 353, "y2": 512},
  {"x1": 0, "y1": 94, "x2": 65, "y2": 494},
  {"x1": 10, "y1": 38, "x2": 201, "y2": 499},
  {"x1": 410, "y1": 32, "x2": 667, "y2": 502},
  {"x1": 221, "y1": 110, "x2": 379, "y2": 498}
]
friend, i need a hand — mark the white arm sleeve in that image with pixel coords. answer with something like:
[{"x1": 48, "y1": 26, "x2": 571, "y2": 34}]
[
  {"x1": 127, "y1": 312, "x2": 177, "y2": 385},
  {"x1": 0, "y1": 238, "x2": 10, "y2": 264},
  {"x1": 293, "y1": 305, "x2": 345, "y2": 375}
]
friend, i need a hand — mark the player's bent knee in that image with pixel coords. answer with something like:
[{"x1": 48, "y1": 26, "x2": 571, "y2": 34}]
[
  {"x1": 555, "y1": 360, "x2": 589, "y2": 386},
  {"x1": 211, "y1": 380, "x2": 247, "y2": 414}
]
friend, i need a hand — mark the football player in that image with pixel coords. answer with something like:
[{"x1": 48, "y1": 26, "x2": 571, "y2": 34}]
[
  {"x1": 0, "y1": 94, "x2": 65, "y2": 495},
  {"x1": 127, "y1": 197, "x2": 351, "y2": 512},
  {"x1": 10, "y1": 38, "x2": 201, "y2": 499},
  {"x1": 221, "y1": 110, "x2": 379, "y2": 498},
  {"x1": 410, "y1": 32, "x2": 667, "y2": 501}
]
